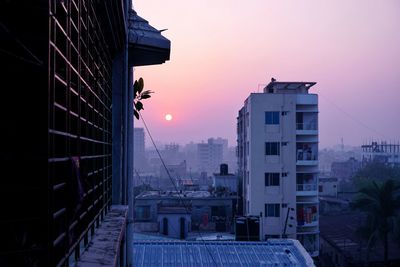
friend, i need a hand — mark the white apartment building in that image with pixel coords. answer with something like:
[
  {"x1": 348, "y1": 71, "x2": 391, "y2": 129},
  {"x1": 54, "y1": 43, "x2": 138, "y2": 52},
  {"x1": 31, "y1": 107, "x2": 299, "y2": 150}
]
[
  {"x1": 197, "y1": 138, "x2": 224, "y2": 175},
  {"x1": 237, "y1": 79, "x2": 319, "y2": 257}
]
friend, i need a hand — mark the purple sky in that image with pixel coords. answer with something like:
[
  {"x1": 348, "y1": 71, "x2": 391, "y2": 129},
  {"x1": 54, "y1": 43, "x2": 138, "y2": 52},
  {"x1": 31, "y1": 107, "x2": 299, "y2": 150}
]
[{"x1": 133, "y1": 0, "x2": 400, "y2": 148}]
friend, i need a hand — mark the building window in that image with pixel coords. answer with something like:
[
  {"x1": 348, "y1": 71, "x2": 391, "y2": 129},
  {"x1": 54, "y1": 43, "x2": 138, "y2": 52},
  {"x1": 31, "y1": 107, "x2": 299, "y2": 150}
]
[
  {"x1": 135, "y1": 206, "x2": 151, "y2": 221},
  {"x1": 265, "y1": 112, "x2": 279, "y2": 124},
  {"x1": 211, "y1": 206, "x2": 226, "y2": 217},
  {"x1": 319, "y1": 185, "x2": 323, "y2": 192},
  {"x1": 282, "y1": 172, "x2": 288, "y2": 177},
  {"x1": 265, "y1": 173, "x2": 279, "y2": 186},
  {"x1": 265, "y1": 204, "x2": 280, "y2": 217},
  {"x1": 265, "y1": 142, "x2": 280, "y2": 155}
]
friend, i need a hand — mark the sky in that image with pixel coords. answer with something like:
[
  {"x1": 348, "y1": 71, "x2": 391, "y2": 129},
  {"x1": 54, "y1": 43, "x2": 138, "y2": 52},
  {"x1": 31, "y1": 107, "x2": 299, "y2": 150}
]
[{"x1": 133, "y1": 0, "x2": 400, "y2": 149}]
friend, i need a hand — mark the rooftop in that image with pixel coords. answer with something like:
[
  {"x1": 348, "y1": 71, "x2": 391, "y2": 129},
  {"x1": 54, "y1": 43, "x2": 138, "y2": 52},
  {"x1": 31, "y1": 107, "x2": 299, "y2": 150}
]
[
  {"x1": 136, "y1": 190, "x2": 236, "y2": 199},
  {"x1": 133, "y1": 240, "x2": 314, "y2": 266},
  {"x1": 264, "y1": 80, "x2": 316, "y2": 93}
]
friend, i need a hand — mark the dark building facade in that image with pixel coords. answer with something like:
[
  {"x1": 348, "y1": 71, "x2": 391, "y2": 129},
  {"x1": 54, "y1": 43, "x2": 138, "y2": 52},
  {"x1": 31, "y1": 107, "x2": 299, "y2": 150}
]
[
  {"x1": 331, "y1": 157, "x2": 361, "y2": 181},
  {"x1": 0, "y1": 1, "x2": 169, "y2": 266}
]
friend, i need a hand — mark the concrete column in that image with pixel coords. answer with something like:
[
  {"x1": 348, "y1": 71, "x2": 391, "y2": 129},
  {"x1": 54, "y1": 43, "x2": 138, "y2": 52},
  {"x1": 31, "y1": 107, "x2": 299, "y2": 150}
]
[{"x1": 112, "y1": 52, "x2": 124, "y2": 205}]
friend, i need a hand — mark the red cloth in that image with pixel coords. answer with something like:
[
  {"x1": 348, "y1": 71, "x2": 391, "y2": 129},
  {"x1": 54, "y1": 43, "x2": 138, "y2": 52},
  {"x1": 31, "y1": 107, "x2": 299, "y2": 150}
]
[{"x1": 311, "y1": 206, "x2": 317, "y2": 213}]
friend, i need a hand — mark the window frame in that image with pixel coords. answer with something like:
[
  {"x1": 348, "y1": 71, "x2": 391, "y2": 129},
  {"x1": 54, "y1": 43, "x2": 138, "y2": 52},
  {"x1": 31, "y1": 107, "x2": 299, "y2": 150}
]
[
  {"x1": 265, "y1": 172, "x2": 280, "y2": 186},
  {"x1": 265, "y1": 142, "x2": 280, "y2": 155},
  {"x1": 265, "y1": 111, "x2": 280, "y2": 125},
  {"x1": 265, "y1": 203, "x2": 280, "y2": 217}
]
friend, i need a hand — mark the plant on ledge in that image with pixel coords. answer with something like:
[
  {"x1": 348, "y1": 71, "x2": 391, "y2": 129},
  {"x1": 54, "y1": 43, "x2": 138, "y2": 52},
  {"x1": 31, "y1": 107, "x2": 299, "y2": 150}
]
[{"x1": 133, "y1": 77, "x2": 153, "y2": 120}]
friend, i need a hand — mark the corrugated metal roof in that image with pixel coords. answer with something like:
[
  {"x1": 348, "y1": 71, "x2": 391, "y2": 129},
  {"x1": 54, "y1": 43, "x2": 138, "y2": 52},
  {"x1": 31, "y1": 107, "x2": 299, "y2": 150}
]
[{"x1": 133, "y1": 240, "x2": 314, "y2": 266}]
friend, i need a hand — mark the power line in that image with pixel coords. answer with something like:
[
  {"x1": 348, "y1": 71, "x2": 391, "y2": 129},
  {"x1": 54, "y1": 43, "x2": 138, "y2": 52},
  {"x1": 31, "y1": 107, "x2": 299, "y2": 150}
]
[
  {"x1": 138, "y1": 111, "x2": 220, "y2": 267},
  {"x1": 319, "y1": 94, "x2": 387, "y2": 139},
  {"x1": 134, "y1": 168, "x2": 149, "y2": 187}
]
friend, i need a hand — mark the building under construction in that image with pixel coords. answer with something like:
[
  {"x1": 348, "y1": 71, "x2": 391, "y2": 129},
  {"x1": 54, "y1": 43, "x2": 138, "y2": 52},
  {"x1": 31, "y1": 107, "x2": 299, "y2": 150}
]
[
  {"x1": 0, "y1": 0, "x2": 170, "y2": 266},
  {"x1": 362, "y1": 141, "x2": 400, "y2": 167}
]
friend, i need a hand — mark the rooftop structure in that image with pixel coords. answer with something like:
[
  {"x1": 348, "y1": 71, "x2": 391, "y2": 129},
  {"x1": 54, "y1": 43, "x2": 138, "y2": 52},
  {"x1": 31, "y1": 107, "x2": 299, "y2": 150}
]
[
  {"x1": 213, "y1": 164, "x2": 239, "y2": 194},
  {"x1": 362, "y1": 141, "x2": 400, "y2": 167},
  {"x1": 135, "y1": 190, "x2": 236, "y2": 234},
  {"x1": 331, "y1": 157, "x2": 361, "y2": 181},
  {"x1": 133, "y1": 240, "x2": 315, "y2": 266},
  {"x1": 264, "y1": 80, "x2": 316, "y2": 93}
]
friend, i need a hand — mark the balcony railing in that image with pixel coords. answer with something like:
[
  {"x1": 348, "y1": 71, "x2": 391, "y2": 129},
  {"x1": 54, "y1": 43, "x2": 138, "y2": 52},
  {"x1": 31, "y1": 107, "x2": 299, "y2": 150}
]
[
  {"x1": 297, "y1": 151, "x2": 317, "y2": 161},
  {"x1": 297, "y1": 205, "x2": 318, "y2": 227},
  {"x1": 296, "y1": 122, "x2": 317, "y2": 130},
  {"x1": 297, "y1": 184, "x2": 317, "y2": 191}
]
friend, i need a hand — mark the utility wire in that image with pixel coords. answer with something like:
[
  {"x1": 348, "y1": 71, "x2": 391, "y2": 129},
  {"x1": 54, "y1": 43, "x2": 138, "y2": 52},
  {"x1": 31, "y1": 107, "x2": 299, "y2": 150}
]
[
  {"x1": 134, "y1": 168, "x2": 149, "y2": 187},
  {"x1": 319, "y1": 94, "x2": 387, "y2": 139},
  {"x1": 139, "y1": 111, "x2": 220, "y2": 267}
]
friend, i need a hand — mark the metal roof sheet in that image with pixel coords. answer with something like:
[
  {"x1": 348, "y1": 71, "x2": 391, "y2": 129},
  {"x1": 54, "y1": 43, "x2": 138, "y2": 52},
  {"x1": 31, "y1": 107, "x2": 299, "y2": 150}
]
[{"x1": 133, "y1": 240, "x2": 314, "y2": 266}]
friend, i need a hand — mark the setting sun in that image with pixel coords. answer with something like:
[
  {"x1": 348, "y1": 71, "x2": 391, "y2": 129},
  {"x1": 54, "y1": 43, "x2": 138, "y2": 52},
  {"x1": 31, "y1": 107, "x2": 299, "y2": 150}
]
[{"x1": 165, "y1": 114, "x2": 173, "y2": 121}]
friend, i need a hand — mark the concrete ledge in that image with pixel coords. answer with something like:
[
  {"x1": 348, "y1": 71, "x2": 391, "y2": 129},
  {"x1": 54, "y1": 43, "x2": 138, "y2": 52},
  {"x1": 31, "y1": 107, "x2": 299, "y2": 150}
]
[{"x1": 77, "y1": 205, "x2": 128, "y2": 267}]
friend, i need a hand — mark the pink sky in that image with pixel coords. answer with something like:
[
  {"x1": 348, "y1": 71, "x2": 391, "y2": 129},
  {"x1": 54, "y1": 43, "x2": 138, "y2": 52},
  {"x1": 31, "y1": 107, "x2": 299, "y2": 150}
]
[{"x1": 133, "y1": 0, "x2": 400, "y2": 148}]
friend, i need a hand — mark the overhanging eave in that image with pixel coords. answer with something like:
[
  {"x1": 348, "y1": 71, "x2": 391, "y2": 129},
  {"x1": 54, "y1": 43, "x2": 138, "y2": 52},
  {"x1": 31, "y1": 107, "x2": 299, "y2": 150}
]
[{"x1": 128, "y1": 9, "x2": 170, "y2": 67}]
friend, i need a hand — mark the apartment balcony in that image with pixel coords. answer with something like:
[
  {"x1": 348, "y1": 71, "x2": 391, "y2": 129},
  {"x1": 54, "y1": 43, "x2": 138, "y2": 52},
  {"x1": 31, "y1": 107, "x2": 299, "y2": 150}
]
[
  {"x1": 296, "y1": 173, "x2": 317, "y2": 196},
  {"x1": 296, "y1": 152, "x2": 318, "y2": 166},
  {"x1": 296, "y1": 183, "x2": 318, "y2": 196},
  {"x1": 296, "y1": 143, "x2": 318, "y2": 166},
  {"x1": 296, "y1": 122, "x2": 318, "y2": 135},
  {"x1": 297, "y1": 204, "x2": 318, "y2": 228}
]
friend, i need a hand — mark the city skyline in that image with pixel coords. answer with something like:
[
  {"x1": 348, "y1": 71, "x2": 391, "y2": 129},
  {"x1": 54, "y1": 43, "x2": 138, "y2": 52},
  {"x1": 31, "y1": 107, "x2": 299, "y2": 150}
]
[{"x1": 133, "y1": 0, "x2": 400, "y2": 148}]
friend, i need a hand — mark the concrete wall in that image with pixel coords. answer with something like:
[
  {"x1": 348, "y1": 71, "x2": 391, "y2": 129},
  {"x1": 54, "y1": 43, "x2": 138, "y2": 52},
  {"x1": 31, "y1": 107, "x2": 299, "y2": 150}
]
[{"x1": 158, "y1": 214, "x2": 191, "y2": 239}]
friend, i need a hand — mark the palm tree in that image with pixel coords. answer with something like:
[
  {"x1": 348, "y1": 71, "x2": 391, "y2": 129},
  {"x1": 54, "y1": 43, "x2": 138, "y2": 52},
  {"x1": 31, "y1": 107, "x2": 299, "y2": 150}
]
[{"x1": 353, "y1": 179, "x2": 400, "y2": 266}]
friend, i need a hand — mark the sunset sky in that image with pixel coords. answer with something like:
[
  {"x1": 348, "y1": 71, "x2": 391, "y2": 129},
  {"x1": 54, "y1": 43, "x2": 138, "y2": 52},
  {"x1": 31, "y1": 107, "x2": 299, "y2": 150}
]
[{"x1": 133, "y1": 0, "x2": 400, "y2": 148}]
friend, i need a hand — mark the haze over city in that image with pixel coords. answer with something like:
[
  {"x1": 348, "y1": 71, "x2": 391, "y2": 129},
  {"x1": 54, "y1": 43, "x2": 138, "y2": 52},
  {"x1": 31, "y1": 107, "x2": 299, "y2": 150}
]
[{"x1": 134, "y1": 0, "x2": 400, "y2": 148}]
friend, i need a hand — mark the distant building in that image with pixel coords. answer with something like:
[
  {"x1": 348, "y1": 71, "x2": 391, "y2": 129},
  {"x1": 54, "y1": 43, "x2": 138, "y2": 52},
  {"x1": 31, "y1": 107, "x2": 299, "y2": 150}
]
[
  {"x1": 159, "y1": 160, "x2": 187, "y2": 180},
  {"x1": 162, "y1": 143, "x2": 182, "y2": 165},
  {"x1": 362, "y1": 141, "x2": 400, "y2": 167},
  {"x1": 197, "y1": 138, "x2": 224, "y2": 175},
  {"x1": 237, "y1": 79, "x2": 319, "y2": 257},
  {"x1": 213, "y1": 137, "x2": 229, "y2": 160},
  {"x1": 134, "y1": 190, "x2": 236, "y2": 234},
  {"x1": 213, "y1": 164, "x2": 238, "y2": 194},
  {"x1": 157, "y1": 206, "x2": 191, "y2": 239},
  {"x1": 319, "y1": 177, "x2": 338, "y2": 197},
  {"x1": 157, "y1": 160, "x2": 187, "y2": 190},
  {"x1": 331, "y1": 157, "x2": 361, "y2": 181},
  {"x1": 134, "y1": 128, "x2": 147, "y2": 170}
]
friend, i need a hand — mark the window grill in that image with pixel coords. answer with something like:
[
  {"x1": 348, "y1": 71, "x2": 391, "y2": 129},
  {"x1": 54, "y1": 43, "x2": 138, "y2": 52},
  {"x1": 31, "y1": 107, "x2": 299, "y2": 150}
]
[{"x1": 49, "y1": 0, "x2": 113, "y2": 265}]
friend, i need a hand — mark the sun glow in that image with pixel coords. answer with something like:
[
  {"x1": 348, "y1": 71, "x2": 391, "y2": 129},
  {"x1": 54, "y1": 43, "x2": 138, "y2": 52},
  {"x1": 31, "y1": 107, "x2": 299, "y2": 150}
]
[{"x1": 165, "y1": 114, "x2": 173, "y2": 121}]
